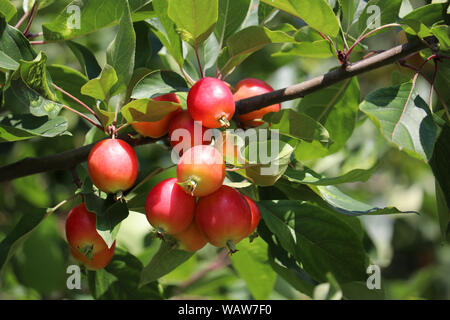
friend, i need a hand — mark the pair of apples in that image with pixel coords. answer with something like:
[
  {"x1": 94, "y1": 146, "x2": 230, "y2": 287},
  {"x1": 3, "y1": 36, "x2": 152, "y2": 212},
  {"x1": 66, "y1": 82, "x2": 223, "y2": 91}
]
[{"x1": 65, "y1": 77, "x2": 278, "y2": 270}]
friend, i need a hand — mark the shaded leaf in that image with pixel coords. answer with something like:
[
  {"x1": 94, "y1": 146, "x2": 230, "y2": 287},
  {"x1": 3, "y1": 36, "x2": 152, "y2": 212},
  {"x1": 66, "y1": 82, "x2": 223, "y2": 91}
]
[
  {"x1": 66, "y1": 41, "x2": 102, "y2": 79},
  {"x1": 360, "y1": 81, "x2": 440, "y2": 161},
  {"x1": 259, "y1": 200, "x2": 368, "y2": 283},
  {"x1": 296, "y1": 78, "x2": 360, "y2": 160},
  {"x1": 0, "y1": 114, "x2": 69, "y2": 142},
  {"x1": 230, "y1": 237, "x2": 277, "y2": 299},
  {"x1": 140, "y1": 241, "x2": 194, "y2": 286}
]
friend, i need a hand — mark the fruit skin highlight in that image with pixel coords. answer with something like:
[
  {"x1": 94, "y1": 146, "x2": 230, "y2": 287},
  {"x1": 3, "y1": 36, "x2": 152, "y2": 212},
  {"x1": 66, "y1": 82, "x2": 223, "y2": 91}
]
[
  {"x1": 233, "y1": 78, "x2": 281, "y2": 127},
  {"x1": 132, "y1": 93, "x2": 181, "y2": 138},
  {"x1": 168, "y1": 110, "x2": 212, "y2": 155},
  {"x1": 65, "y1": 203, "x2": 116, "y2": 270},
  {"x1": 145, "y1": 178, "x2": 196, "y2": 235},
  {"x1": 87, "y1": 139, "x2": 139, "y2": 194},
  {"x1": 195, "y1": 186, "x2": 251, "y2": 252},
  {"x1": 187, "y1": 77, "x2": 235, "y2": 128},
  {"x1": 243, "y1": 195, "x2": 261, "y2": 235},
  {"x1": 177, "y1": 145, "x2": 226, "y2": 197},
  {"x1": 173, "y1": 222, "x2": 208, "y2": 252}
]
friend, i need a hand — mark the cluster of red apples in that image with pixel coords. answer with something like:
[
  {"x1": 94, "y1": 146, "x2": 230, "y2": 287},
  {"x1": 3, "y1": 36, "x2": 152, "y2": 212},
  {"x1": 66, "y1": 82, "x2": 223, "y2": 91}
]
[{"x1": 65, "y1": 77, "x2": 281, "y2": 270}]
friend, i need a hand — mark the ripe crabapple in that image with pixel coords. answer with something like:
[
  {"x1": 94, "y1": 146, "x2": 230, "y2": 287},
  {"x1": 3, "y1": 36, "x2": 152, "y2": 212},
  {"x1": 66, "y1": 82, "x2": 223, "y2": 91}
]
[
  {"x1": 131, "y1": 93, "x2": 181, "y2": 138},
  {"x1": 168, "y1": 110, "x2": 212, "y2": 155},
  {"x1": 173, "y1": 222, "x2": 207, "y2": 252},
  {"x1": 187, "y1": 77, "x2": 235, "y2": 128},
  {"x1": 233, "y1": 78, "x2": 281, "y2": 127},
  {"x1": 65, "y1": 203, "x2": 116, "y2": 270},
  {"x1": 195, "y1": 186, "x2": 251, "y2": 253},
  {"x1": 177, "y1": 145, "x2": 225, "y2": 197},
  {"x1": 242, "y1": 195, "x2": 261, "y2": 235},
  {"x1": 145, "y1": 178, "x2": 196, "y2": 235},
  {"x1": 87, "y1": 139, "x2": 138, "y2": 194}
]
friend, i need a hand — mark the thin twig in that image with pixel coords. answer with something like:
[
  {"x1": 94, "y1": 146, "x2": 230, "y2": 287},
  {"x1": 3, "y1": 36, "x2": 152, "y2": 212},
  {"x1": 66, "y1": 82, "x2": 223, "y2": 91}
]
[
  {"x1": 194, "y1": 45, "x2": 204, "y2": 78},
  {"x1": 345, "y1": 23, "x2": 401, "y2": 61},
  {"x1": 14, "y1": 11, "x2": 30, "y2": 29},
  {"x1": 52, "y1": 83, "x2": 101, "y2": 123},
  {"x1": 23, "y1": 0, "x2": 40, "y2": 36},
  {"x1": 30, "y1": 40, "x2": 45, "y2": 45},
  {"x1": 62, "y1": 104, "x2": 104, "y2": 131}
]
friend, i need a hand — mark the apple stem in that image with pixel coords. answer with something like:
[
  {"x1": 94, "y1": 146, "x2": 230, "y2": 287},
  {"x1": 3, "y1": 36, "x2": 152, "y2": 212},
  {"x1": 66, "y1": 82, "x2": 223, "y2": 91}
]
[
  {"x1": 226, "y1": 240, "x2": 238, "y2": 255},
  {"x1": 178, "y1": 178, "x2": 198, "y2": 196},
  {"x1": 218, "y1": 116, "x2": 230, "y2": 128}
]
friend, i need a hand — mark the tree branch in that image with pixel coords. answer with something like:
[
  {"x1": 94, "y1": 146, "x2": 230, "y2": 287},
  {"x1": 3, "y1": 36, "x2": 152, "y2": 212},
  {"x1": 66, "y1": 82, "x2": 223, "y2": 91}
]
[
  {"x1": 236, "y1": 36, "x2": 437, "y2": 115},
  {"x1": 0, "y1": 37, "x2": 438, "y2": 182}
]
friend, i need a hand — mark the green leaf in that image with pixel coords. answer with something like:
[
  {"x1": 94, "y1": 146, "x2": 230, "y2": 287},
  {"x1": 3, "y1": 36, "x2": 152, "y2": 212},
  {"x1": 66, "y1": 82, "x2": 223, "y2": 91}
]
[
  {"x1": 230, "y1": 237, "x2": 277, "y2": 300},
  {"x1": 131, "y1": 70, "x2": 188, "y2": 100},
  {"x1": 88, "y1": 248, "x2": 162, "y2": 300},
  {"x1": 66, "y1": 41, "x2": 102, "y2": 80},
  {"x1": 356, "y1": 0, "x2": 402, "y2": 36},
  {"x1": 0, "y1": 114, "x2": 69, "y2": 142},
  {"x1": 134, "y1": 21, "x2": 152, "y2": 69},
  {"x1": 260, "y1": 0, "x2": 340, "y2": 37},
  {"x1": 295, "y1": 77, "x2": 360, "y2": 160},
  {"x1": 42, "y1": 0, "x2": 152, "y2": 41},
  {"x1": 312, "y1": 185, "x2": 417, "y2": 216},
  {"x1": 81, "y1": 65, "x2": 118, "y2": 102},
  {"x1": 218, "y1": 25, "x2": 296, "y2": 75},
  {"x1": 429, "y1": 124, "x2": 450, "y2": 241},
  {"x1": 0, "y1": 208, "x2": 50, "y2": 274},
  {"x1": 259, "y1": 220, "x2": 316, "y2": 297},
  {"x1": 0, "y1": 50, "x2": 19, "y2": 71},
  {"x1": 340, "y1": 0, "x2": 361, "y2": 33},
  {"x1": 18, "y1": 51, "x2": 58, "y2": 101},
  {"x1": 0, "y1": 17, "x2": 36, "y2": 63},
  {"x1": 283, "y1": 162, "x2": 380, "y2": 186},
  {"x1": 147, "y1": 0, "x2": 184, "y2": 66},
  {"x1": 106, "y1": 1, "x2": 136, "y2": 96},
  {"x1": 402, "y1": 3, "x2": 447, "y2": 32},
  {"x1": 96, "y1": 201, "x2": 129, "y2": 249},
  {"x1": 5, "y1": 78, "x2": 63, "y2": 119},
  {"x1": 140, "y1": 241, "x2": 194, "y2": 286},
  {"x1": 263, "y1": 109, "x2": 331, "y2": 144},
  {"x1": 215, "y1": 0, "x2": 252, "y2": 46},
  {"x1": 22, "y1": 0, "x2": 57, "y2": 12},
  {"x1": 273, "y1": 40, "x2": 334, "y2": 59},
  {"x1": 167, "y1": 0, "x2": 218, "y2": 48},
  {"x1": 431, "y1": 25, "x2": 450, "y2": 51},
  {"x1": 47, "y1": 64, "x2": 98, "y2": 114},
  {"x1": 83, "y1": 192, "x2": 129, "y2": 248},
  {"x1": 259, "y1": 200, "x2": 368, "y2": 283},
  {"x1": 0, "y1": 0, "x2": 16, "y2": 22},
  {"x1": 258, "y1": 1, "x2": 278, "y2": 25},
  {"x1": 121, "y1": 98, "x2": 180, "y2": 123},
  {"x1": 360, "y1": 81, "x2": 440, "y2": 161}
]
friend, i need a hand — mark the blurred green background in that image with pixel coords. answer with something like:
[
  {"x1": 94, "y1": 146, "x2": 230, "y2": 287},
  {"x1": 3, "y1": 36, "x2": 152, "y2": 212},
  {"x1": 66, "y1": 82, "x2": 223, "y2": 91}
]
[{"x1": 0, "y1": 0, "x2": 448, "y2": 300}]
